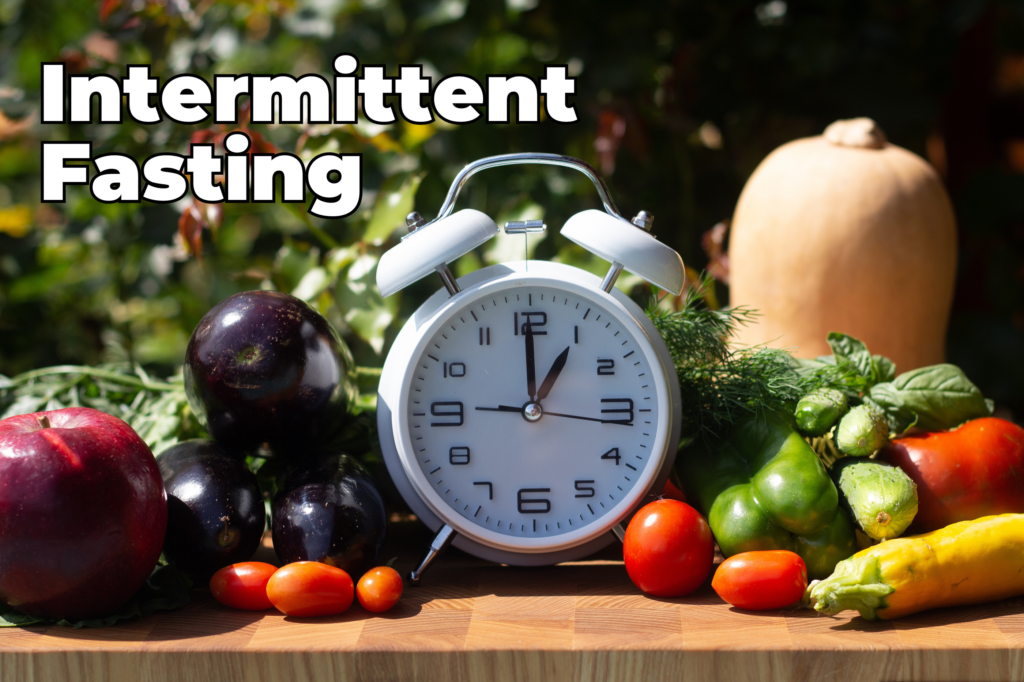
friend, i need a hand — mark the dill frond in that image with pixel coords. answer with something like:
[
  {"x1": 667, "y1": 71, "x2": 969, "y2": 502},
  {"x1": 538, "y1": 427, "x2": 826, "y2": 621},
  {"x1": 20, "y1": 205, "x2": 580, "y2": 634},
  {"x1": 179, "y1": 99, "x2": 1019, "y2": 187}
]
[{"x1": 647, "y1": 275, "x2": 817, "y2": 443}]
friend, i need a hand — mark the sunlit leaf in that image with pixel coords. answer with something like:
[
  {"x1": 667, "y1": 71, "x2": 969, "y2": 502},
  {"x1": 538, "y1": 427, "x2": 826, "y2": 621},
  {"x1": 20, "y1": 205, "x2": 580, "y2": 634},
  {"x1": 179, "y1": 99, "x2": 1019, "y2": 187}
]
[
  {"x1": 273, "y1": 243, "x2": 320, "y2": 292},
  {"x1": 292, "y1": 266, "x2": 331, "y2": 302},
  {"x1": 335, "y1": 254, "x2": 395, "y2": 354},
  {"x1": 363, "y1": 172, "x2": 425, "y2": 245}
]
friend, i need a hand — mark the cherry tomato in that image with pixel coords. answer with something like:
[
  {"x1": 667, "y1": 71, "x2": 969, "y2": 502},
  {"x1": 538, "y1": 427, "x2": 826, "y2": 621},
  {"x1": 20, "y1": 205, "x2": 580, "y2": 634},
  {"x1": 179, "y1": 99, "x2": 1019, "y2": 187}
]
[
  {"x1": 209, "y1": 562, "x2": 277, "y2": 611},
  {"x1": 623, "y1": 499, "x2": 714, "y2": 597},
  {"x1": 356, "y1": 566, "x2": 404, "y2": 613},
  {"x1": 266, "y1": 562, "x2": 354, "y2": 617},
  {"x1": 712, "y1": 550, "x2": 807, "y2": 610}
]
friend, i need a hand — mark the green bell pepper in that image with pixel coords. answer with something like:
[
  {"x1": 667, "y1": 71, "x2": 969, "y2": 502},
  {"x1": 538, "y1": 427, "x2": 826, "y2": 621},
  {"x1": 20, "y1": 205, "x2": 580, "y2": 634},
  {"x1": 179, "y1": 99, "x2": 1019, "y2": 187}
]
[
  {"x1": 793, "y1": 506, "x2": 858, "y2": 580},
  {"x1": 677, "y1": 410, "x2": 846, "y2": 569}
]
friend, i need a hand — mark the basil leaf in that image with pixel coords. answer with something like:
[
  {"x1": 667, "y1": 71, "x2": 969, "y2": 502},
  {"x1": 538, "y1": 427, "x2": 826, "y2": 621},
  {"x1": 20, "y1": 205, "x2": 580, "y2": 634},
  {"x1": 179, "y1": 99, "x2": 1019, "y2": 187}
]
[
  {"x1": 868, "y1": 364, "x2": 992, "y2": 432},
  {"x1": 873, "y1": 355, "x2": 897, "y2": 384},
  {"x1": 862, "y1": 394, "x2": 917, "y2": 435},
  {"x1": 827, "y1": 332, "x2": 876, "y2": 384}
]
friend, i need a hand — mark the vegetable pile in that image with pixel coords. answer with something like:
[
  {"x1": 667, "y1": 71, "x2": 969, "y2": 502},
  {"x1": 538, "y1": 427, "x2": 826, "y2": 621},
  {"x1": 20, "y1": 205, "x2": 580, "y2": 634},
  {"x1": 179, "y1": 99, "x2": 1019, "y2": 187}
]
[
  {"x1": 0, "y1": 289, "x2": 399, "y2": 626},
  {"x1": 3, "y1": 270, "x2": 1024, "y2": 626},
  {"x1": 634, "y1": 282, "x2": 1024, "y2": 620}
]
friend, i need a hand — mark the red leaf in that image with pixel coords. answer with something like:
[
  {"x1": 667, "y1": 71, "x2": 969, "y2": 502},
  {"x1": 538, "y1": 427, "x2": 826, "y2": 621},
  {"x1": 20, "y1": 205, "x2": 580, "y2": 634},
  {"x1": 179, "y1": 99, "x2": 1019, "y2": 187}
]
[
  {"x1": 594, "y1": 109, "x2": 627, "y2": 176},
  {"x1": 178, "y1": 204, "x2": 205, "y2": 259},
  {"x1": 190, "y1": 129, "x2": 217, "y2": 146},
  {"x1": 701, "y1": 220, "x2": 730, "y2": 285},
  {"x1": 98, "y1": 0, "x2": 120, "y2": 22},
  {"x1": 246, "y1": 129, "x2": 278, "y2": 155}
]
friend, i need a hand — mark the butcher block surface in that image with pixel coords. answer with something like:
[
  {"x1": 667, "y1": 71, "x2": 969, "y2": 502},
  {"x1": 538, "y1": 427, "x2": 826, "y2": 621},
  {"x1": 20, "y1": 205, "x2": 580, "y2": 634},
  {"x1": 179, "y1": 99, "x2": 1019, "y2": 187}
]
[{"x1": 1, "y1": 520, "x2": 1023, "y2": 682}]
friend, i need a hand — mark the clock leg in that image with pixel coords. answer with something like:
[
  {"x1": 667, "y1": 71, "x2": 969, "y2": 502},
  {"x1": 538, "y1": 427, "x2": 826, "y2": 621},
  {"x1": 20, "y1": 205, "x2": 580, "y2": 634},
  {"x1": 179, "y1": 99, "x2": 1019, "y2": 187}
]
[
  {"x1": 408, "y1": 523, "x2": 457, "y2": 585},
  {"x1": 611, "y1": 523, "x2": 627, "y2": 542}
]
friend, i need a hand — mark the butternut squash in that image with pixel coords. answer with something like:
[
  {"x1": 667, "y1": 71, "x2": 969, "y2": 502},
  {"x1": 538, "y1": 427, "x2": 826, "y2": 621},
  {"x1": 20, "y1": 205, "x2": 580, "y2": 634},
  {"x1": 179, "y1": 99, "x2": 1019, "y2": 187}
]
[{"x1": 728, "y1": 118, "x2": 957, "y2": 371}]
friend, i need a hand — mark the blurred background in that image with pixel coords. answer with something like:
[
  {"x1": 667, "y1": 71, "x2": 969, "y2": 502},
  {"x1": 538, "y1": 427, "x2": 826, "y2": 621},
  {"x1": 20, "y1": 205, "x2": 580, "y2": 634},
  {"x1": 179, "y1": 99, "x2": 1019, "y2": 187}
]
[{"x1": 1, "y1": 0, "x2": 1023, "y2": 417}]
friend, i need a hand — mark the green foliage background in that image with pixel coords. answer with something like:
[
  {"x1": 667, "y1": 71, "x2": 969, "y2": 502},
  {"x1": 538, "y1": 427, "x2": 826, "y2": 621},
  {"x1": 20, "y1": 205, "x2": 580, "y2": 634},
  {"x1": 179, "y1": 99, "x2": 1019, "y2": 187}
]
[{"x1": 1, "y1": 0, "x2": 1023, "y2": 419}]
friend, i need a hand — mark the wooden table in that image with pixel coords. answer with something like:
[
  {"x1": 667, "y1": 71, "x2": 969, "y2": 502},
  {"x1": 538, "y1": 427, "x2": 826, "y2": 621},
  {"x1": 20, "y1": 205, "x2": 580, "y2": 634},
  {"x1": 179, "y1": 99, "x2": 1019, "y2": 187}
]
[{"x1": 2, "y1": 520, "x2": 1022, "y2": 682}]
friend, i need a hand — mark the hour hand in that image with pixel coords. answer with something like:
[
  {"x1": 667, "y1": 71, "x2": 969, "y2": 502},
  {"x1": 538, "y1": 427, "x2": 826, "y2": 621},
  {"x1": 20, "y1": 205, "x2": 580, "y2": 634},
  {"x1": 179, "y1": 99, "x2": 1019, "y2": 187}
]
[
  {"x1": 474, "y1": 405, "x2": 523, "y2": 413},
  {"x1": 524, "y1": 325, "x2": 537, "y2": 400},
  {"x1": 536, "y1": 346, "x2": 570, "y2": 402}
]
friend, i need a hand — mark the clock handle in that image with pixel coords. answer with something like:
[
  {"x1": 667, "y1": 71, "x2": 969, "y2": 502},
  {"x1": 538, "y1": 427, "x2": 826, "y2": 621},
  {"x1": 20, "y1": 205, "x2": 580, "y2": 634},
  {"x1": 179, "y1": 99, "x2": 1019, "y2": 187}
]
[
  {"x1": 408, "y1": 523, "x2": 458, "y2": 585},
  {"x1": 433, "y1": 153, "x2": 625, "y2": 223}
]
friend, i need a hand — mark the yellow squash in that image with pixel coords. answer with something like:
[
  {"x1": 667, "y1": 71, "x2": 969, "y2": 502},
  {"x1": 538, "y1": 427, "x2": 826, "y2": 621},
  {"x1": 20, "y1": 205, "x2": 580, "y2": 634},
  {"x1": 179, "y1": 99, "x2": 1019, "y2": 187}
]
[{"x1": 806, "y1": 514, "x2": 1024, "y2": 620}]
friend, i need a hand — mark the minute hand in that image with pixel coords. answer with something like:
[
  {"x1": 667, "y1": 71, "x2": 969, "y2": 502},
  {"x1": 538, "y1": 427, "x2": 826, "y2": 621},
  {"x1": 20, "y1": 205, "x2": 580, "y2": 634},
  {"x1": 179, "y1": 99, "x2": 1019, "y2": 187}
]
[
  {"x1": 544, "y1": 411, "x2": 633, "y2": 426},
  {"x1": 473, "y1": 405, "x2": 633, "y2": 425}
]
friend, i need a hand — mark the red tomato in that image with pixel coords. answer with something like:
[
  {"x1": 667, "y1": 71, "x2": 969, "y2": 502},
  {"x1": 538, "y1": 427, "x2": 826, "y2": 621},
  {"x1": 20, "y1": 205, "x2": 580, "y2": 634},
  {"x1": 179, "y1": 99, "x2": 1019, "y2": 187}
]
[
  {"x1": 356, "y1": 566, "x2": 404, "y2": 613},
  {"x1": 712, "y1": 550, "x2": 807, "y2": 610},
  {"x1": 623, "y1": 499, "x2": 714, "y2": 597},
  {"x1": 266, "y1": 562, "x2": 354, "y2": 617},
  {"x1": 209, "y1": 562, "x2": 277, "y2": 611},
  {"x1": 879, "y1": 417, "x2": 1024, "y2": 533}
]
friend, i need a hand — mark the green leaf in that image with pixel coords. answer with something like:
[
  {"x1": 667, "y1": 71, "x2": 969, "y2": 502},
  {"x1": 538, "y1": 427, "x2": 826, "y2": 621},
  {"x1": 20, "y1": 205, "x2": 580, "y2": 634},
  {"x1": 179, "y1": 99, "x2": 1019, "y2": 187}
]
[
  {"x1": 0, "y1": 605, "x2": 45, "y2": 627},
  {"x1": 292, "y1": 266, "x2": 331, "y2": 302},
  {"x1": 273, "y1": 243, "x2": 320, "y2": 293},
  {"x1": 827, "y1": 332, "x2": 875, "y2": 383},
  {"x1": 363, "y1": 172, "x2": 425, "y2": 245},
  {"x1": 336, "y1": 254, "x2": 396, "y2": 354},
  {"x1": 1, "y1": 564, "x2": 190, "y2": 629},
  {"x1": 873, "y1": 355, "x2": 897, "y2": 383},
  {"x1": 868, "y1": 364, "x2": 992, "y2": 432}
]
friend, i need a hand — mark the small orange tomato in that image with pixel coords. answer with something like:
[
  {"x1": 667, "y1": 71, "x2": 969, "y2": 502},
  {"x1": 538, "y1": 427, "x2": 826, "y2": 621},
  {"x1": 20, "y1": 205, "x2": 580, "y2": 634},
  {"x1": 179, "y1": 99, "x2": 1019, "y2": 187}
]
[
  {"x1": 356, "y1": 566, "x2": 403, "y2": 613},
  {"x1": 209, "y1": 562, "x2": 277, "y2": 611},
  {"x1": 712, "y1": 550, "x2": 807, "y2": 610},
  {"x1": 266, "y1": 562, "x2": 354, "y2": 617}
]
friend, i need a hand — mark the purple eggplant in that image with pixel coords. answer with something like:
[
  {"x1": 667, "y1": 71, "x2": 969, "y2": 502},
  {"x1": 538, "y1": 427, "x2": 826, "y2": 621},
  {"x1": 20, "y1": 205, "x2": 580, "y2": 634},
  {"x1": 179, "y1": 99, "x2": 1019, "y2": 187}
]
[
  {"x1": 272, "y1": 453, "x2": 387, "y2": 578},
  {"x1": 184, "y1": 290, "x2": 357, "y2": 457}
]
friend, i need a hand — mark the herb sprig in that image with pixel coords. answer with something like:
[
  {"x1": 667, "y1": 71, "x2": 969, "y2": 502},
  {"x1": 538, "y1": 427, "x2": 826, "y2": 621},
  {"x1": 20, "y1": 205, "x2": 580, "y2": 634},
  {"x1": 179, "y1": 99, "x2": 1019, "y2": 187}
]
[
  {"x1": 0, "y1": 363, "x2": 203, "y2": 455},
  {"x1": 647, "y1": 275, "x2": 821, "y2": 444}
]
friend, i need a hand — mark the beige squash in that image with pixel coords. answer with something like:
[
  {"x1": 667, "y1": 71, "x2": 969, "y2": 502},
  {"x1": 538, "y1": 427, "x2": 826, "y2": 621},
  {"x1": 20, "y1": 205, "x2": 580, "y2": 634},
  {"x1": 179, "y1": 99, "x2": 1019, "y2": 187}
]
[{"x1": 728, "y1": 118, "x2": 957, "y2": 371}]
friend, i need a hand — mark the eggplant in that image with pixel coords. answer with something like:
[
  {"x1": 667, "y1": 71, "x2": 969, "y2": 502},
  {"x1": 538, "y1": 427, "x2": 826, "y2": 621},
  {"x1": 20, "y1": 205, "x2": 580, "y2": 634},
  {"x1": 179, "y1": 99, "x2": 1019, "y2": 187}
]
[
  {"x1": 183, "y1": 290, "x2": 358, "y2": 458},
  {"x1": 272, "y1": 453, "x2": 387, "y2": 578},
  {"x1": 159, "y1": 439, "x2": 266, "y2": 579}
]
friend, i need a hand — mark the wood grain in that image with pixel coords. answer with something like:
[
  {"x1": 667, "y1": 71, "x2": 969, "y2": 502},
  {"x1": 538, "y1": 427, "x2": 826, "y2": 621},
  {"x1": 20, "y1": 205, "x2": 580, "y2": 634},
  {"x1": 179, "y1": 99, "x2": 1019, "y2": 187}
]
[{"x1": 2, "y1": 521, "x2": 1023, "y2": 682}]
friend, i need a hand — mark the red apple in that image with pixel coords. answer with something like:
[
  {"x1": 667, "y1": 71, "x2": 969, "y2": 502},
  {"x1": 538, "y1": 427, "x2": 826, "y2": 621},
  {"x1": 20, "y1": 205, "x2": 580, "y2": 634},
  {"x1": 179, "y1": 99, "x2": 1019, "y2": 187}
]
[{"x1": 0, "y1": 407, "x2": 167, "y2": 620}]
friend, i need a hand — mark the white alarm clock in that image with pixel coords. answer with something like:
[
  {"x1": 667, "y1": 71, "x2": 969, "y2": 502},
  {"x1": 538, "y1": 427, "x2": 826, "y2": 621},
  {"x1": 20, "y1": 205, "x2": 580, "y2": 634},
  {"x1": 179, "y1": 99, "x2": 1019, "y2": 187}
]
[{"x1": 375, "y1": 153, "x2": 685, "y2": 582}]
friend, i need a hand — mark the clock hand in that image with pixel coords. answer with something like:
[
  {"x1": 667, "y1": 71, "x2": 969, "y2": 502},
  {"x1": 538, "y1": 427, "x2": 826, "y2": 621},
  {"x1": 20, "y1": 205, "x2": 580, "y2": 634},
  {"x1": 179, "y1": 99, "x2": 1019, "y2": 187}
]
[
  {"x1": 524, "y1": 323, "x2": 537, "y2": 400},
  {"x1": 475, "y1": 405, "x2": 633, "y2": 426},
  {"x1": 544, "y1": 411, "x2": 634, "y2": 426},
  {"x1": 536, "y1": 346, "x2": 570, "y2": 402}
]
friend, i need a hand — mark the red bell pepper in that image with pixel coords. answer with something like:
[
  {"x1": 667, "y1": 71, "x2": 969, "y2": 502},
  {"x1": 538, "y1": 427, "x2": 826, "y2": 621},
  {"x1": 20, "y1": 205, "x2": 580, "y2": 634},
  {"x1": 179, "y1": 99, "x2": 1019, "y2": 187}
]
[{"x1": 879, "y1": 417, "x2": 1024, "y2": 534}]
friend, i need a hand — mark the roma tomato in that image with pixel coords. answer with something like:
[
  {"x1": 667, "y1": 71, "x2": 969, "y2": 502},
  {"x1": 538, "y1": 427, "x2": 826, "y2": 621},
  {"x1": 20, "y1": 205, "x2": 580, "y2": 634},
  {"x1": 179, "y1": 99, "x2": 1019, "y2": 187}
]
[
  {"x1": 266, "y1": 562, "x2": 354, "y2": 617},
  {"x1": 356, "y1": 566, "x2": 403, "y2": 613},
  {"x1": 712, "y1": 550, "x2": 807, "y2": 610},
  {"x1": 879, "y1": 417, "x2": 1024, "y2": 533},
  {"x1": 209, "y1": 562, "x2": 277, "y2": 611},
  {"x1": 623, "y1": 499, "x2": 714, "y2": 597}
]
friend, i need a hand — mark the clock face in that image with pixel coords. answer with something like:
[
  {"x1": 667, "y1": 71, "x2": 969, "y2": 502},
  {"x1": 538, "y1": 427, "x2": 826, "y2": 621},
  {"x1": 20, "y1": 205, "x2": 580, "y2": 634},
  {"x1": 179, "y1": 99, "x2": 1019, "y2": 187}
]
[{"x1": 395, "y1": 275, "x2": 670, "y2": 552}]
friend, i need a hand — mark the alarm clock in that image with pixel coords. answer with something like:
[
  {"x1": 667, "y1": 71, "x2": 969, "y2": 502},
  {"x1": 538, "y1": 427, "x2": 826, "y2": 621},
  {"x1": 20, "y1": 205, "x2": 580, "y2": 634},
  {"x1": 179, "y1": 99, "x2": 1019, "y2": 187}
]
[{"x1": 375, "y1": 153, "x2": 685, "y2": 582}]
